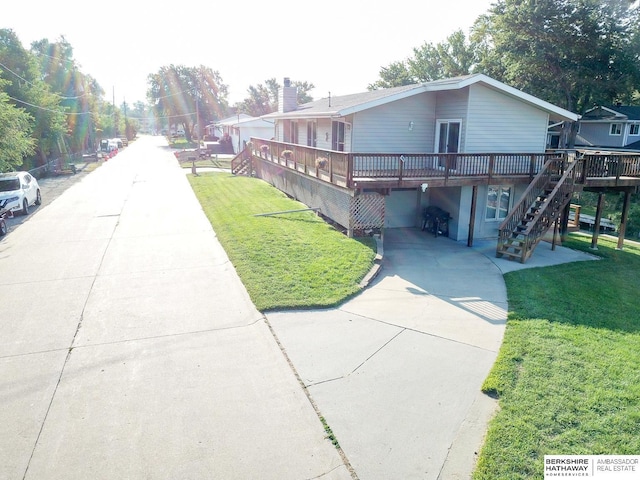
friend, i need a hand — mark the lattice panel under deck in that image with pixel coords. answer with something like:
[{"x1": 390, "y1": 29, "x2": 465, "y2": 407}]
[{"x1": 350, "y1": 193, "x2": 385, "y2": 232}]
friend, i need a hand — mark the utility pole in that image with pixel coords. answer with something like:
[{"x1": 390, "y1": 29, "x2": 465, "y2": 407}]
[
  {"x1": 123, "y1": 97, "x2": 128, "y2": 139},
  {"x1": 112, "y1": 87, "x2": 116, "y2": 136}
]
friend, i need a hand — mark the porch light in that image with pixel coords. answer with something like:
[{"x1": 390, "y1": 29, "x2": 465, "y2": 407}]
[
  {"x1": 421, "y1": 183, "x2": 428, "y2": 192},
  {"x1": 409, "y1": 121, "x2": 414, "y2": 131}
]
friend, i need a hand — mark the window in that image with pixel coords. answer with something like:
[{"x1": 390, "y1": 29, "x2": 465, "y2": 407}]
[
  {"x1": 486, "y1": 186, "x2": 512, "y2": 220},
  {"x1": 307, "y1": 121, "x2": 317, "y2": 147},
  {"x1": 630, "y1": 124, "x2": 639, "y2": 136},
  {"x1": 610, "y1": 123, "x2": 622, "y2": 135}
]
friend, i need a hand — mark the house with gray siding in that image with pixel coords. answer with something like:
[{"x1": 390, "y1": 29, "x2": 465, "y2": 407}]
[
  {"x1": 256, "y1": 74, "x2": 578, "y2": 243},
  {"x1": 577, "y1": 105, "x2": 640, "y2": 150}
]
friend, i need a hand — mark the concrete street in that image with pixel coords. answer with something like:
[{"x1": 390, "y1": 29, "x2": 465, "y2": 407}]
[{"x1": 0, "y1": 136, "x2": 350, "y2": 480}]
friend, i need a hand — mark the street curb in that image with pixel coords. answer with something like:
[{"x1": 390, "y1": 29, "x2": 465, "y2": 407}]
[{"x1": 359, "y1": 233, "x2": 384, "y2": 288}]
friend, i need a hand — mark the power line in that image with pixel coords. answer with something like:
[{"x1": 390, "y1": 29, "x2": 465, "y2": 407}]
[
  {"x1": 7, "y1": 95, "x2": 97, "y2": 116},
  {"x1": 0, "y1": 60, "x2": 87, "y2": 100}
]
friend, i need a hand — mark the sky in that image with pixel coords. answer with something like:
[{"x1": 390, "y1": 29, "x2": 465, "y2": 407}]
[{"x1": 2, "y1": 0, "x2": 496, "y2": 107}]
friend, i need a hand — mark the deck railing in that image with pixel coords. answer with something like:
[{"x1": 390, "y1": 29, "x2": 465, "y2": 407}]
[
  {"x1": 249, "y1": 138, "x2": 640, "y2": 188},
  {"x1": 351, "y1": 152, "x2": 552, "y2": 181},
  {"x1": 250, "y1": 139, "x2": 350, "y2": 184}
]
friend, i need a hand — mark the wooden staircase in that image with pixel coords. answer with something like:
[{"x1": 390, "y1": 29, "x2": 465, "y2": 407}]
[
  {"x1": 497, "y1": 157, "x2": 578, "y2": 263},
  {"x1": 231, "y1": 146, "x2": 253, "y2": 176}
]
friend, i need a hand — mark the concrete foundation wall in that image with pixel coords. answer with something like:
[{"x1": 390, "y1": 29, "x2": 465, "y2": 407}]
[{"x1": 255, "y1": 159, "x2": 353, "y2": 230}]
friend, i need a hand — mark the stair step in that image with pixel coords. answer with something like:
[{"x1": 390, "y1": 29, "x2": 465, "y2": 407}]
[{"x1": 500, "y1": 250, "x2": 524, "y2": 260}]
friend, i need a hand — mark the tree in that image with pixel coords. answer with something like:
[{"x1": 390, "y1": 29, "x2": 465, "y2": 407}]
[
  {"x1": 0, "y1": 29, "x2": 66, "y2": 165},
  {"x1": 0, "y1": 88, "x2": 35, "y2": 172},
  {"x1": 147, "y1": 65, "x2": 228, "y2": 141},
  {"x1": 369, "y1": 30, "x2": 478, "y2": 89},
  {"x1": 472, "y1": 0, "x2": 640, "y2": 114},
  {"x1": 368, "y1": 61, "x2": 415, "y2": 90},
  {"x1": 234, "y1": 78, "x2": 315, "y2": 116},
  {"x1": 31, "y1": 37, "x2": 102, "y2": 153}
]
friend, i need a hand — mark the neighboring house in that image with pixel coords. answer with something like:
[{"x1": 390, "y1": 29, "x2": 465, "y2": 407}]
[
  {"x1": 576, "y1": 105, "x2": 640, "y2": 150},
  {"x1": 259, "y1": 74, "x2": 578, "y2": 238},
  {"x1": 206, "y1": 114, "x2": 275, "y2": 154}
]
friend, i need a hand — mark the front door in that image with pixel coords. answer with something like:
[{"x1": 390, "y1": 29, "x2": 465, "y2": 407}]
[{"x1": 436, "y1": 120, "x2": 461, "y2": 168}]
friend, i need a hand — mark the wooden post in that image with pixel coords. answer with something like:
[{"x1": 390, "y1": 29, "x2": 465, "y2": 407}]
[
  {"x1": 560, "y1": 202, "x2": 571, "y2": 243},
  {"x1": 467, "y1": 185, "x2": 478, "y2": 247},
  {"x1": 617, "y1": 189, "x2": 631, "y2": 250},
  {"x1": 591, "y1": 192, "x2": 605, "y2": 249}
]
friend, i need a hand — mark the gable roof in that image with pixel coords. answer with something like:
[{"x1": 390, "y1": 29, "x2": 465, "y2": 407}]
[
  {"x1": 216, "y1": 115, "x2": 274, "y2": 127},
  {"x1": 582, "y1": 105, "x2": 640, "y2": 121},
  {"x1": 262, "y1": 74, "x2": 579, "y2": 122},
  {"x1": 606, "y1": 106, "x2": 640, "y2": 121}
]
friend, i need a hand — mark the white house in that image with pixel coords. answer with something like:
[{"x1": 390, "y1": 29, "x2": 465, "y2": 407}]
[{"x1": 210, "y1": 114, "x2": 275, "y2": 154}]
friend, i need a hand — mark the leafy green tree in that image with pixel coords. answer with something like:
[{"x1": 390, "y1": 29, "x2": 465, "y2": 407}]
[
  {"x1": 234, "y1": 78, "x2": 315, "y2": 116},
  {"x1": 147, "y1": 65, "x2": 228, "y2": 141},
  {"x1": 0, "y1": 87, "x2": 35, "y2": 172},
  {"x1": 368, "y1": 61, "x2": 415, "y2": 89},
  {"x1": 0, "y1": 29, "x2": 66, "y2": 165},
  {"x1": 622, "y1": 203, "x2": 640, "y2": 239},
  {"x1": 369, "y1": 30, "x2": 478, "y2": 89},
  {"x1": 472, "y1": 0, "x2": 640, "y2": 114},
  {"x1": 31, "y1": 37, "x2": 102, "y2": 153}
]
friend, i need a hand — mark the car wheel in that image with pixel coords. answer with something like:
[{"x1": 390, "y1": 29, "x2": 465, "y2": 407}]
[
  {"x1": 35, "y1": 189, "x2": 42, "y2": 205},
  {"x1": 22, "y1": 198, "x2": 29, "y2": 215},
  {"x1": 0, "y1": 218, "x2": 7, "y2": 236}
]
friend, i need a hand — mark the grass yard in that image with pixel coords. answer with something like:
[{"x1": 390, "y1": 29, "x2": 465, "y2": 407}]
[
  {"x1": 180, "y1": 157, "x2": 232, "y2": 170},
  {"x1": 187, "y1": 172, "x2": 376, "y2": 311},
  {"x1": 474, "y1": 234, "x2": 640, "y2": 479}
]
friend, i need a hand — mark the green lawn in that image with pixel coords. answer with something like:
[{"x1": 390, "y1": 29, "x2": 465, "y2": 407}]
[
  {"x1": 188, "y1": 172, "x2": 639, "y2": 477},
  {"x1": 475, "y1": 234, "x2": 640, "y2": 479},
  {"x1": 187, "y1": 172, "x2": 376, "y2": 311},
  {"x1": 180, "y1": 157, "x2": 232, "y2": 169}
]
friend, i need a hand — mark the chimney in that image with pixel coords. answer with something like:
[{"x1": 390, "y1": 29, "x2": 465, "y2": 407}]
[{"x1": 279, "y1": 77, "x2": 297, "y2": 113}]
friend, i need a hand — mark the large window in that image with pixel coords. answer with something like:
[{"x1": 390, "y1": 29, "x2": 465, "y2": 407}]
[
  {"x1": 486, "y1": 186, "x2": 512, "y2": 220},
  {"x1": 610, "y1": 123, "x2": 622, "y2": 135}
]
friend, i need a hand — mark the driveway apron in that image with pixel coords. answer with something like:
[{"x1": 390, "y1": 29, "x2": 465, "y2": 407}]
[
  {"x1": 267, "y1": 228, "x2": 509, "y2": 480},
  {"x1": 0, "y1": 137, "x2": 350, "y2": 480}
]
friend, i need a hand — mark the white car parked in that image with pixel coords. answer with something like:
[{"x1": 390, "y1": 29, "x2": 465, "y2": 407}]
[{"x1": 0, "y1": 171, "x2": 42, "y2": 216}]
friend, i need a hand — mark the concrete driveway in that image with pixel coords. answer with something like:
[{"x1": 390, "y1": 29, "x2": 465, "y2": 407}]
[
  {"x1": 266, "y1": 230, "x2": 597, "y2": 479},
  {"x1": 0, "y1": 136, "x2": 350, "y2": 480},
  {"x1": 267, "y1": 229, "x2": 509, "y2": 479}
]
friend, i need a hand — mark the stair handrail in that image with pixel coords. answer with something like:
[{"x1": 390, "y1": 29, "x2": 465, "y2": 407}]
[
  {"x1": 498, "y1": 156, "x2": 564, "y2": 238},
  {"x1": 521, "y1": 160, "x2": 578, "y2": 236},
  {"x1": 231, "y1": 145, "x2": 251, "y2": 174}
]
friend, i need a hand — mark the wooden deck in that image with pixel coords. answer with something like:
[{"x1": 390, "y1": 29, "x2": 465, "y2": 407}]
[{"x1": 248, "y1": 139, "x2": 640, "y2": 191}]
